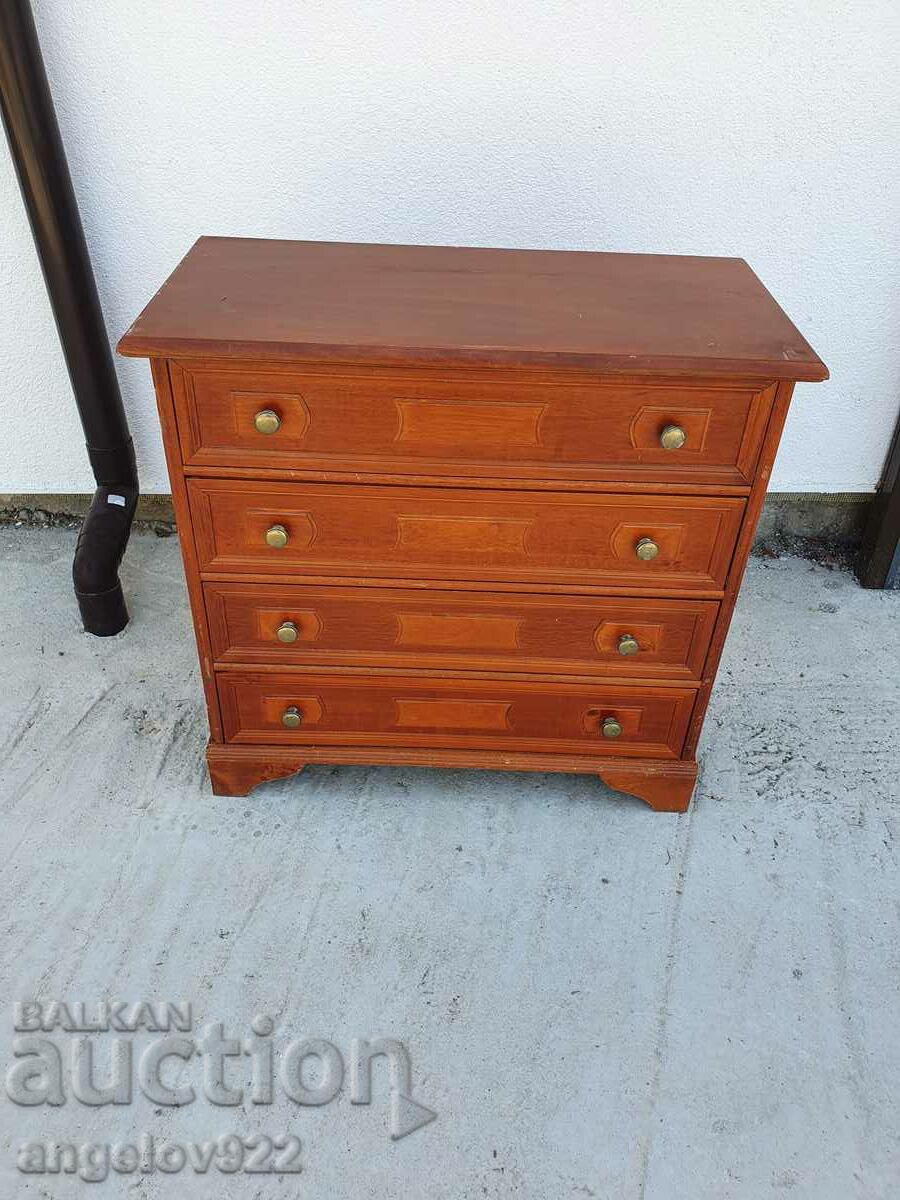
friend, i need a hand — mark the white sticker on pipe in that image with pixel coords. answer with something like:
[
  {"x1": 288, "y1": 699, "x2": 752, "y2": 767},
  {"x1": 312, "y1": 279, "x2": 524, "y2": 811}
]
[{"x1": 108, "y1": 494, "x2": 126, "y2": 507}]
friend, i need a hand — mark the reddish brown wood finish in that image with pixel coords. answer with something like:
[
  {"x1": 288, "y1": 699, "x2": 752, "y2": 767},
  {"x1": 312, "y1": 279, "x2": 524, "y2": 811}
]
[
  {"x1": 170, "y1": 360, "x2": 776, "y2": 487},
  {"x1": 206, "y1": 743, "x2": 698, "y2": 812},
  {"x1": 150, "y1": 359, "x2": 223, "y2": 740},
  {"x1": 216, "y1": 670, "x2": 695, "y2": 758},
  {"x1": 118, "y1": 238, "x2": 827, "y2": 382},
  {"x1": 188, "y1": 479, "x2": 745, "y2": 594},
  {"x1": 683, "y1": 380, "x2": 797, "y2": 758},
  {"x1": 121, "y1": 240, "x2": 828, "y2": 810},
  {"x1": 204, "y1": 581, "x2": 717, "y2": 681}
]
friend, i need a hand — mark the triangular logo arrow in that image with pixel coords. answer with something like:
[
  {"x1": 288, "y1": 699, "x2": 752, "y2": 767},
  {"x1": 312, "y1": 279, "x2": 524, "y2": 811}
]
[{"x1": 390, "y1": 1091, "x2": 437, "y2": 1140}]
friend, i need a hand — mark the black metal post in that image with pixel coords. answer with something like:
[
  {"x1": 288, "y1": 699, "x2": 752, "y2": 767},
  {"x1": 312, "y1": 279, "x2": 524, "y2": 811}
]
[
  {"x1": 0, "y1": 0, "x2": 138, "y2": 634},
  {"x1": 855, "y1": 410, "x2": 900, "y2": 589}
]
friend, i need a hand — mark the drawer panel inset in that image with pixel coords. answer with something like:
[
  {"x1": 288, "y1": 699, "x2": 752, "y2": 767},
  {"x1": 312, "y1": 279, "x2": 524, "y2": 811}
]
[
  {"x1": 189, "y1": 480, "x2": 744, "y2": 593},
  {"x1": 172, "y1": 362, "x2": 776, "y2": 486},
  {"x1": 204, "y1": 582, "x2": 718, "y2": 680},
  {"x1": 217, "y1": 671, "x2": 697, "y2": 759}
]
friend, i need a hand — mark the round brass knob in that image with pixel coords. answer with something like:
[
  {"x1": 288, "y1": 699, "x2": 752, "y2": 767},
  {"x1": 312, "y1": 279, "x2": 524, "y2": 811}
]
[
  {"x1": 265, "y1": 524, "x2": 289, "y2": 549},
  {"x1": 281, "y1": 706, "x2": 302, "y2": 729},
  {"x1": 601, "y1": 716, "x2": 623, "y2": 738},
  {"x1": 660, "y1": 424, "x2": 686, "y2": 450},
  {"x1": 635, "y1": 537, "x2": 660, "y2": 561},
  {"x1": 276, "y1": 620, "x2": 299, "y2": 644},
  {"x1": 254, "y1": 409, "x2": 281, "y2": 435},
  {"x1": 617, "y1": 633, "x2": 640, "y2": 656}
]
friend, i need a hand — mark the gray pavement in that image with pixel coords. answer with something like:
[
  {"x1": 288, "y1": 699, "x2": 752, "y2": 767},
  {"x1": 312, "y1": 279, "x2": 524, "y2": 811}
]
[{"x1": 0, "y1": 527, "x2": 898, "y2": 1199}]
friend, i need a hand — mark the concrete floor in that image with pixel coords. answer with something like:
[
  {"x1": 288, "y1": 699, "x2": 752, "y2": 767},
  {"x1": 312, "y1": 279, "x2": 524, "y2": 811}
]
[{"x1": 0, "y1": 526, "x2": 898, "y2": 1199}]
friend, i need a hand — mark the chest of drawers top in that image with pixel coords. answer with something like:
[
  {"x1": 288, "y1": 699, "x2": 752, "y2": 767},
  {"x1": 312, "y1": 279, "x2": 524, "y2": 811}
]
[{"x1": 119, "y1": 236, "x2": 826, "y2": 382}]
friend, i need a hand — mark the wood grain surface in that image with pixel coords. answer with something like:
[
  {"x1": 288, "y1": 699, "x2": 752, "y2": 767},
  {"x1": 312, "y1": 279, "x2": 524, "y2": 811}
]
[
  {"x1": 119, "y1": 238, "x2": 828, "y2": 381},
  {"x1": 204, "y1": 581, "x2": 717, "y2": 681},
  {"x1": 170, "y1": 359, "x2": 777, "y2": 486}
]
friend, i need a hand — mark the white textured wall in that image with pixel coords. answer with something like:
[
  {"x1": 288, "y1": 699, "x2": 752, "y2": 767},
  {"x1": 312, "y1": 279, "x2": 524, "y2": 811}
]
[{"x1": 1, "y1": 0, "x2": 898, "y2": 494}]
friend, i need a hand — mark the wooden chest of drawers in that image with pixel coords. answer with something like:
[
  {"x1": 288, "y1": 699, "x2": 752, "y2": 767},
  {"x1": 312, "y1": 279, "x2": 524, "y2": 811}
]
[{"x1": 119, "y1": 238, "x2": 826, "y2": 810}]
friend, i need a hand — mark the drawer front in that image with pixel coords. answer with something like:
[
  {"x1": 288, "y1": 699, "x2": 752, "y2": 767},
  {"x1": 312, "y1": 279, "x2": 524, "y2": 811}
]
[
  {"x1": 205, "y1": 582, "x2": 718, "y2": 681},
  {"x1": 217, "y1": 671, "x2": 696, "y2": 759},
  {"x1": 172, "y1": 362, "x2": 775, "y2": 486},
  {"x1": 189, "y1": 480, "x2": 743, "y2": 593}
]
